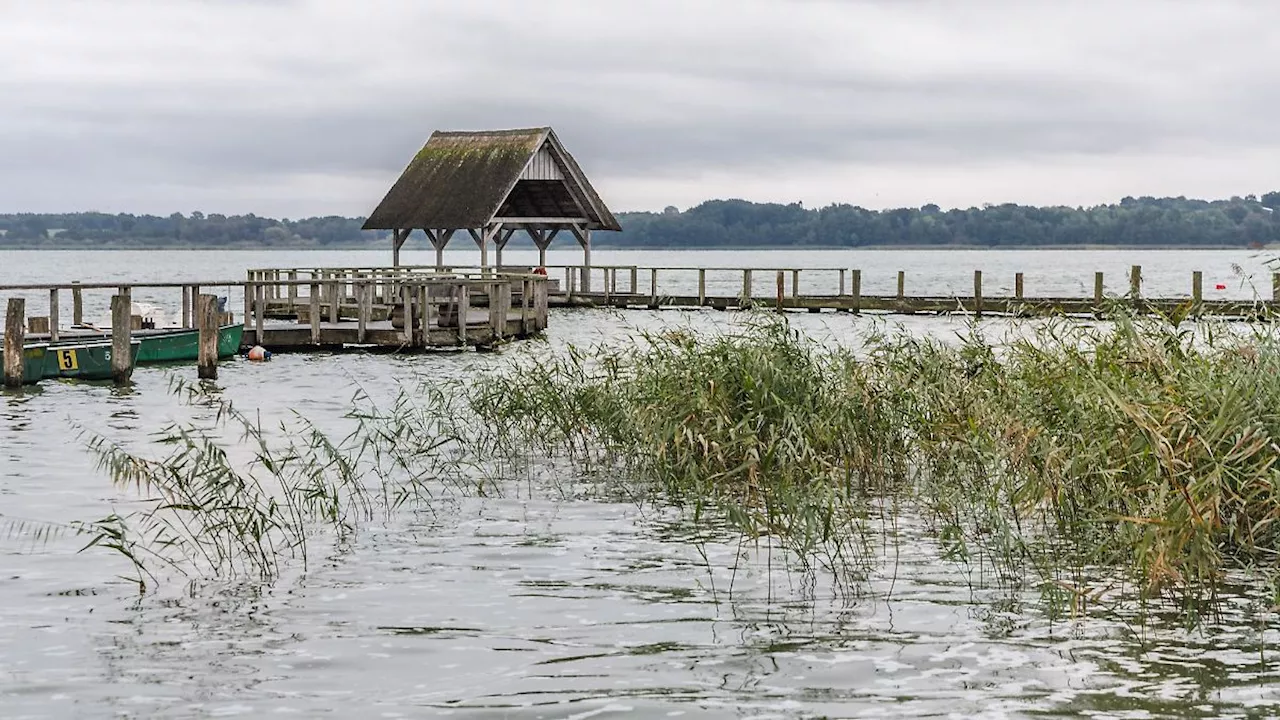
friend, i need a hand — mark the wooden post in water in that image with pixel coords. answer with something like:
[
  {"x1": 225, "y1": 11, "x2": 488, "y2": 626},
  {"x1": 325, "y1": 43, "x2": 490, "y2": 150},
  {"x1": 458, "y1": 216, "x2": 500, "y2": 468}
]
[
  {"x1": 197, "y1": 293, "x2": 218, "y2": 380},
  {"x1": 742, "y1": 269, "x2": 752, "y2": 305},
  {"x1": 776, "y1": 271, "x2": 785, "y2": 312},
  {"x1": 254, "y1": 282, "x2": 265, "y2": 343},
  {"x1": 851, "y1": 269, "x2": 862, "y2": 313},
  {"x1": 243, "y1": 278, "x2": 253, "y2": 333},
  {"x1": 629, "y1": 267, "x2": 638, "y2": 295},
  {"x1": 48, "y1": 289, "x2": 59, "y2": 342},
  {"x1": 72, "y1": 281, "x2": 83, "y2": 327},
  {"x1": 1272, "y1": 273, "x2": 1280, "y2": 302},
  {"x1": 288, "y1": 270, "x2": 298, "y2": 305},
  {"x1": 357, "y1": 281, "x2": 369, "y2": 344},
  {"x1": 3, "y1": 298, "x2": 24, "y2": 388},
  {"x1": 1093, "y1": 272, "x2": 1105, "y2": 317},
  {"x1": 839, "y1": 269, "x2": 847, "y2": 296},
  {"x1": 1015, "y1": 273, "x2": 1024, "y2": 300},
  {"x1": 1130, "y1": 265, "x2": 1142, "y2": 300},
  {"x1": 182, "y1": 286, "x2": 191, "y2": 328},
  {"x1": 458, "y1": 283, "x2": 470, "y2": 345},
  {"x1": 698, "y1": 269, "x2": 706, "y2": 305},
  {"x1": 649, "y1": 268, "x2": 658, "y2": 306},
  {"x1": 791, "y1": 269, "x2": 800, "y2": 298},
  {"x1": 897, "y1": 271, "x2": 905, "y2": 301},
  {"x1": 1192, "y1": 271, "x2": 1203, "y2": 310},
  {"x1": 401, "y1": 284, "x2": 414, "y2": 346},
  {"x1": 110, "y1": 289, "x2": 132, "y2": 385},
  {"x1": 973, "y1": 270, "x2": 983, "y2": 317},
  {"x1": 309, "y1": 282, "x2": 321, "y2": 344}
]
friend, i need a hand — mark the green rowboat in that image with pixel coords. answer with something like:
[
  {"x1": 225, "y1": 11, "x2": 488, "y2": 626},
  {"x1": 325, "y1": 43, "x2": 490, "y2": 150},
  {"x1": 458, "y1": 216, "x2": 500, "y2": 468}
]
[
  {"x1": 20, "y1": 344, "x2": 48, "y2": 384},
  {"x1": 41, "y1": 339, "x2": 141, "y2": 381},
  {"x1": 132, "y1": 324, "x2": 244, "y2": 364}
]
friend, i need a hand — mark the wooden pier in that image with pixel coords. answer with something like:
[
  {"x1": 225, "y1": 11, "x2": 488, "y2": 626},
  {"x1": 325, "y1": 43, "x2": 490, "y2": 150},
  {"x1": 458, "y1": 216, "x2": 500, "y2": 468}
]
[
  {"x1": 249, "y1": 264, "x2": 1280, "y2": 320},
  {"x1": 1, "y1": 272, "x2": 551, "y2": 386}
]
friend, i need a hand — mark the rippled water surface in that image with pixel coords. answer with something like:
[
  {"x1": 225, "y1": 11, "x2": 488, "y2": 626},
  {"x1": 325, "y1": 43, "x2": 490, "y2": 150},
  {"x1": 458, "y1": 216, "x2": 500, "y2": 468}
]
[{"x1": 4, "y1": 249, "x2": 1280, "y2": 718}]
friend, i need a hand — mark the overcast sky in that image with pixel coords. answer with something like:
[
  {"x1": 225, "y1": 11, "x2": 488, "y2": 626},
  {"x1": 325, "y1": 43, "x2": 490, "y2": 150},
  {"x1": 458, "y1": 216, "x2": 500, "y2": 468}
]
[{"x1": 2, "y1": 0, "x2": 1277, "y2": 217}]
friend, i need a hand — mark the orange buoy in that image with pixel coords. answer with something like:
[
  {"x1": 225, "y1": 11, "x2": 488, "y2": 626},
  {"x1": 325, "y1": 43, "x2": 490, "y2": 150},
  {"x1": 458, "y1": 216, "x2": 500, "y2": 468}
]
[{"x1": 246, "y1": 345, "x2": 271, "y2": 362}]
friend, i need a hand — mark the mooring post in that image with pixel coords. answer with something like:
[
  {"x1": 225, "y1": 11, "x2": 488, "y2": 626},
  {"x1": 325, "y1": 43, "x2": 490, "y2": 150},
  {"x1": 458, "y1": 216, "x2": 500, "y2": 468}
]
[
  {"x1": 182, "y1": 286, "x2": 191, "y2": 328},
  {"x1": 1272, "y1": 272, "x2": 1280, "y2": 303},
  {"x1": 3, "y1": 298, "x2": 24, "y2": 388},
  {"x1": 255, "y1": 282, "x2": 265, "y2": 342},
  {"x1": 402, "y1": 284, "x2": 414, "y2": 346},
  {"x1": 791, "y1": 269, "x2": 800, "y2": 298},
  {"x1": 1015, "y1": 272, "x2": 1024, "y2": 300},
  {"x1": 897, "y1": 271, "x2": 905, "y2": 301},
  {"x1": 839, "y1": 269, "x2": 847, "y2": 296},
  {"x1": 973, "y1": 270, "x2": 984, "y2": 317},
  {"x1": 197, "y1": 293, "x2": 218, "y2": 380},
  {"x1": 1192, "y1": 271, "x2": 1203, "y2": 309},
  {"x1": 1094, "y1": 271, "x2": 1105, "y2": 316},
  {"x1": 1130, "y1": 265, "x2": 1142, "y2": 300},
  {"x1": 776, "y1": 270, "x2": 786, "y2": 312},
  {"x1": 48, "y1": 288, "x2": 59, "y2": 342},
  {"x1": 357, "y1": 281, "x2": 369, "y2": 344},
  {"x1": 698, "y1": 269, "x2": 706, "y2": 306},
  {"x1": 309, "y1": 282, "x2": 320, "y2": 344},
  {"x1": 742, "y1": 269, "x2": 752, "y2": 305},
  {"x1": 110, "y1": 289, "x2": 132, "y2": 385},
  {"x1": 851, "y1": 269, "x2": 862, "y2": 313},
  {"x1": 243, "y1": 276, "x2": 253, "y2": 333},
  {"x1": 71, "y1": 281, "x2": 83, "y2": 327},
  {"x1": 458, "y1": 283, "x2": 470, "y2": 345}
]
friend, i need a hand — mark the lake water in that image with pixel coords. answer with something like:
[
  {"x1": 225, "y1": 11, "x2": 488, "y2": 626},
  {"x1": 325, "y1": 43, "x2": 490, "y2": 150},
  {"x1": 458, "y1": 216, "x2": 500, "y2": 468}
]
[{"x1": 3, "y1": 249, "x2": 1280, "y2": 719}]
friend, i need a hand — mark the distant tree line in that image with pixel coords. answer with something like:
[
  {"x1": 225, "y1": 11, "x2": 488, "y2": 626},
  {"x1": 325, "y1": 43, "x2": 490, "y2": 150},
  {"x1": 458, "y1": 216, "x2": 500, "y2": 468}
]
[{"x1": 2, "y1": 191, "x2": 1278, "y2": 248}]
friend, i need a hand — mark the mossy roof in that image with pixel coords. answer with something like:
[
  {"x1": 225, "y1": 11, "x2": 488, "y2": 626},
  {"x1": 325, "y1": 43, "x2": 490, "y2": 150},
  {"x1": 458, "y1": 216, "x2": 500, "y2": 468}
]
[{"x1": 363, "y1": 127, "x2": 620, "y2": 231}]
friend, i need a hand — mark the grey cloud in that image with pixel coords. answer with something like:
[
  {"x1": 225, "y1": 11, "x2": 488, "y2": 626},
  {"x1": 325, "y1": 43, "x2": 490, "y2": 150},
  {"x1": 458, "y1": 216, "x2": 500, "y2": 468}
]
[{"x1": 1, "y1": 0, "x2": 1278, "y2": 215}]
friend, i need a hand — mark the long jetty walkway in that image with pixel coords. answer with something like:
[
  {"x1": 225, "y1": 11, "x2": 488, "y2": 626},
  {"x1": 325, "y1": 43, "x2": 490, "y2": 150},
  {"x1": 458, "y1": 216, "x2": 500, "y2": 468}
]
[{"x1": 250, "y1": 264, "x2": 1280, "y2": 320}]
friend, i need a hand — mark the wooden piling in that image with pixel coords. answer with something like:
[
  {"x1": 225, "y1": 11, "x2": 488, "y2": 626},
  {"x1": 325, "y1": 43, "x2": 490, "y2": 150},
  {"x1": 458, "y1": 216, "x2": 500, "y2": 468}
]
[
  {"x1": 839, "y1": 269, "x2": 847, "y2": 296},
  {"x1": 791, "y1": 269, "x2": 800, "y2": 298},
  {"x1": 182, "y1": 286, "x2": 191, "y2": 328},
  {"x1": 458, "y1": 283, "x2": 470, "y2": 345},
  {"x1": 697, "y1": 269, "x2": 706, "y2": 305},
  {"x1": 197, "y1": 293, "x2": 218, "y2": 380},
  {"x1": 1273, "y1": 273, "x2": 1280, "y2": 303},
  {"x1": 1094, "y1": 272, "x2": 1104, "y2": 307},
  {"x1": 48, "y1": 289, "x2": 59, "y2": 342},
  {"x1": 630, "y1": 267, "x2": 638, "y2": 295},
  {"x1": 650, "y1": 268, "x2": 659, "y2": 306},
  {"x1": 27, "y1": 316, "x2": 49, "y2": 334},
  {"x1": 243, "y1": 280, "x2": 253, "y2": 334},
  {"x1": 3, "y1": 298, "x2": 24, "y2": 388},
  {"x1": 255, "y1": 282, "x2": 265, "y2": 342},
  {"x1": 401, "y1": 284, "x2": 414, "y2": 345},
  {"x1": 851, "y1": 269, "x2": 862, "y2": 313},
  {"x1": 1015, "y1": 273, "x2": 1024, "y2": 300},
  {"x1": 897, "y1": 271, "x2": 905, "y2": 301},
  {"x1": 1192, "y1": 271, "x2": 1203, "y2": 308},
  {"x1": 309, "y1": 282, "x2": 320, "y2": 344},
  {"x1": 357, "y1": 281, "x2": 369, "y2": 344},
  {"x1": 742, "y1": 270, "x2": 752, "y2": 304},
  {"x1": 1130, "y1": 265, "x2": 1142, "y2": 299},
  {"x1": 776, "y1": 271, "x2": 785, "y2": 312},
  {"x1": 110, "y1": 289, "x2": 132, "y2": 385},
  {"x1": 973, "y1": 270, "x2": 984, "y2": 317},
  {"x1": 72, "y1": 281, "x2": 83, "y2": 326}
]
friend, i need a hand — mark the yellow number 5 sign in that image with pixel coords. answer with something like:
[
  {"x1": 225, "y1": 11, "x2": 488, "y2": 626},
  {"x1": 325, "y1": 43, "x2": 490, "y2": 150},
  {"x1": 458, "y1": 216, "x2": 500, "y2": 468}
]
[{"x1": 55, "y1": 349, "x2": 79, "y2": 371}]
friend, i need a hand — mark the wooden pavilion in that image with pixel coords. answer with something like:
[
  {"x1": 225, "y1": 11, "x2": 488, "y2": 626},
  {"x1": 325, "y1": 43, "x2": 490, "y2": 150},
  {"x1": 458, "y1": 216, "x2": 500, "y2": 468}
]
[{"x1": 362, "y1": 127, "x2": 620, "y2": 289}]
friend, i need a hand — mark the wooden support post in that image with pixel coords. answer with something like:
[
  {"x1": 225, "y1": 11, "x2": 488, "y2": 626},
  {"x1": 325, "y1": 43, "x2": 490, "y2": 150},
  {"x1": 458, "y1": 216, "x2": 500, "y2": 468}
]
[
  {"x1": 851, "y1": 269, "x2": 862, "y2": 313},
  {"x1": 791, "y1": 269, "x2": 800, "y2": 298},
  {"x1": 288, "y1": 270, "x2": 298, "y2": 305},
  {"x1": 609, "y1": 268, "x2": 618, "y2": 295},
  {"x1": 458, "y1": 283, "x2": 470, "y2": 345},
  {"x1": 839, "y1": 269, "x2": 847, "y2": 296},
  {"x1": 255, "y1": 282, "x2": 265, "y2": 342},
  {"x1": 1130, "y1": 265, "x2": 1142, "y2": 300},
  {"x1": 3, "y1": 298, "x2": 24, "y2": 388},
  {"x1": 630, "y1": 267, "x2": 638, "y2": 295},
  {"x1": 1094, "y1": 272, "x2": 1105, "y2": 311},
  {"x1": 110, "y1": 289, "x2": 132, "y2": 385},
  {"x1": 973, "y1": 270, "x2": 983, "y2": 317},
  {"x1": 698, "y1": 269, "x2": 706, "y2": 306},
  {"x1": 418, "y1": 284, "x2": 430, "y2": 341},
  {"x1": 72, "y1": 282, "x2": 83, "y2": 326},
  {"x1": 1273, "y1": 273, "x2": 1280, "y2": 303},
  {"x1": 776, "y1": 271, "x2": 786, "y2": 312},
  {"x1": 182, "y1": 286, "x2": 191, "y2": 328},
  {"x1": 402, "y1": 284, "x2": 414, "y2": 346},
  {"x1": 1192, "y1": 271, "x2": 1203, "y2": 308},
  {"x1": 191, "y1": 285, "x2": 201, "y2": 325},
  {"x1": 328, "y1": 280, "x2": 340, "y2": 323},
  {"x1": 1015, "y1": 272, "x2": 1024, "y2": 300},
  {"x1": 48, "y1": 289, "x2": 59, "y2": 342},
  {"x1": 897, "y1": 271, "x2": 905, "y2": 300},
  {"x1": 309, "y1": 282, "x2": 320, "y2": 344},
  {"x1": 197, "y1": 293, "x2": 218, "y2": 380},
  {"x1": 243, "y1": 280, "x2": 253, "y2": 333},
  {"x1": 649, "y1": 268, "x2": 658, "y2": 306},
  {"x1": 357, "y1": 280, "x2": 369, "y2": 344},
  {"x1": 742, "y1": 269, "x2": 752, "y2": 304}
]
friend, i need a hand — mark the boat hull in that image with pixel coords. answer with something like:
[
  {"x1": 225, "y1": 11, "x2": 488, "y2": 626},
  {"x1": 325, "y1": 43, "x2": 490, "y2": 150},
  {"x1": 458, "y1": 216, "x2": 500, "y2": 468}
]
[
  {"x1": 133, "y1": 324, "x2": 244, "y2": 363},
  {"x1": 42, "y1": 340, "x2": 141, "y2": 381}
]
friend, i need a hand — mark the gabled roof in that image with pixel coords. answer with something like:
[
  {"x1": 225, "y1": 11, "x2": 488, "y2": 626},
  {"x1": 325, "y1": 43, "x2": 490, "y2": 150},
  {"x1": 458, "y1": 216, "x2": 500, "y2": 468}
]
[{"x1": 362, "y1": 127, "x2": 621, "y2": 231}]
